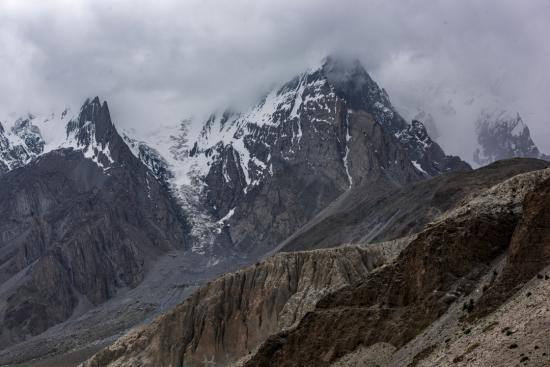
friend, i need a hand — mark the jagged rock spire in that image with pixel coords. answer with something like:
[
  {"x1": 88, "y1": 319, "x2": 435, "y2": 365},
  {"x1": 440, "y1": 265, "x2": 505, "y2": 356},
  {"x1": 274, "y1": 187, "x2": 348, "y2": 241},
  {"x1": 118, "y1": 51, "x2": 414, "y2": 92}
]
[{"x1": 67, "y1": 97, "x2": 116, "y2": 148}]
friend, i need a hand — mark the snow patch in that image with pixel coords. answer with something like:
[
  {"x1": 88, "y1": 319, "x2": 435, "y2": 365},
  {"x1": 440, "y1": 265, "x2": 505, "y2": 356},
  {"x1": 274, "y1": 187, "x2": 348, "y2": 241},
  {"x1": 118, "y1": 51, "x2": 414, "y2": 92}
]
[
  {"x1": 411, "y1": 160, "x2": 427, "y2": 175},
  {"x1": 218, "y1": 208, "x2": 235, "y2": 224},
  {"x1": 343, "y1": 111, "x2": 353, "y2": 188}
]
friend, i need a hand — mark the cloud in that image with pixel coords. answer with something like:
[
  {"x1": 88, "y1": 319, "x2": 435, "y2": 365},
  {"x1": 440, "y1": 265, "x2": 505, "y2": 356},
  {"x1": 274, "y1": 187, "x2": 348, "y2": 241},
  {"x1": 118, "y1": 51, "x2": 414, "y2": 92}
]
[{"x1": 0, "y1": 0, "x2": 549, "y2": 161}]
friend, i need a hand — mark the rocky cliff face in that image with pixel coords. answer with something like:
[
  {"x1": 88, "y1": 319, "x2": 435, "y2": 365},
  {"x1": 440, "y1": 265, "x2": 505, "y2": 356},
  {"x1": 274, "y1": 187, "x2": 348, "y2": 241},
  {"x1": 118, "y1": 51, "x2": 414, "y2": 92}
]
[
  {"x1": 474, "y1": 110, "x2": 549, "y2": 166},
  {"x1": 0, "y1": 98, "x2": 189, "y2": 348},
  {"x1": 473, "y1": 169, "x2": 550, "y2": 317},
  {"x1": 80, "y1": 239, "x2": 408, "y2": 367},
  {"x1": 379, "y1": 170, "x2": 550, "y2": 367}
]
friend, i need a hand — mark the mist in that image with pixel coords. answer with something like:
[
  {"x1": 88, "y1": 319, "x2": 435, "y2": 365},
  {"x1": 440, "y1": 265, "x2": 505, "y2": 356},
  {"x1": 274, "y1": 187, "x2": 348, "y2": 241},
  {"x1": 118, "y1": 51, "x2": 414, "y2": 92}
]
[{"x1": 1, "y1": 0, "x2": 549, "y2": 163}]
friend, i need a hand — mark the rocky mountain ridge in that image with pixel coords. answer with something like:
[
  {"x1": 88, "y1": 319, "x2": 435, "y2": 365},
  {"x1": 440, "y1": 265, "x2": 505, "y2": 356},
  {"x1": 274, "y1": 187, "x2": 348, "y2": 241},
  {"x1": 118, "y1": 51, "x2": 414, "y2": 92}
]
[
  {"x1": 0, "y1": 97, "x2": 123, "y2": 176},
  {"x1": 1, "y1": 57, "x2": 471, "y2": 260},
  {"x1": 0, "y1": 56, "x2": 474, "y2": 366},
  {"x1": 0, "y1": 114, "x2": 48, "y2": 173},
  {"x1": 79, "y1": 160, "x2": 550, "y2": 367},
  {"x1": 241, "y1": 168, "x2": 550, "y2": 367}
]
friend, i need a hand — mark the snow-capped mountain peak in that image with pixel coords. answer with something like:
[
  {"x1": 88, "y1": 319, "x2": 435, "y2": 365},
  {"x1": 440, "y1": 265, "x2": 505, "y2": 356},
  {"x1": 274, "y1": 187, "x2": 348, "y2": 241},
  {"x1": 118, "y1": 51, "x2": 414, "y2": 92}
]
[
  {"x1": 0, "y1": 58, "x2": 471, "y2": 259},
  {"x1": 64, "y1": 97, "x2": 116, "y2": 170},
  {"x1": 0, "y1": 97, "x2": 119, "y2": 175},
  {"x1": 122, "y1": 56, "x2": 470, "y2": 257},
  {"x1": 474, "y1": 109, "x2": 549, "y2": 166}
]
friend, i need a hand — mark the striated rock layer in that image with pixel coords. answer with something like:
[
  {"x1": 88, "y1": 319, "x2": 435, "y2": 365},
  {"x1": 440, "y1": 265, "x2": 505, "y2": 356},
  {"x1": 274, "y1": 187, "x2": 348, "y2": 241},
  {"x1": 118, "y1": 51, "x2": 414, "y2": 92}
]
[{"x1": 79, "y1": 239, "x2": 408, "y2": 367}]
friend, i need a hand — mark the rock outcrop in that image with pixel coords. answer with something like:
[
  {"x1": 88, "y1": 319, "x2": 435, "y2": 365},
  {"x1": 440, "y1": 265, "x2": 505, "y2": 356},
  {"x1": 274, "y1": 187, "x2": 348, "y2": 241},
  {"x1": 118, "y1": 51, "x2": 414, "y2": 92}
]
[
  {"x1": 473, "y1": 170, "x2": 550, "y2": 317},
  {"x1": 395, "y1": 119, "x2": 470, "y2": 176},
  {"x1": 413, "y1": 110, "x2": 439, "y2": 141}
]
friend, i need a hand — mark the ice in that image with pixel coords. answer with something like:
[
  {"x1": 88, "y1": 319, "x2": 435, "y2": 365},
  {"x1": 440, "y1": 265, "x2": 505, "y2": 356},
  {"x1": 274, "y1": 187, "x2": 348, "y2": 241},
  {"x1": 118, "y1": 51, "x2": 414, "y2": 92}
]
[
  {"x1": 34, "y1": 109, "x2": 74, "y2": 154},
  {"x1": 0, "y1": 111, "x2": 73, "y2": 171}
]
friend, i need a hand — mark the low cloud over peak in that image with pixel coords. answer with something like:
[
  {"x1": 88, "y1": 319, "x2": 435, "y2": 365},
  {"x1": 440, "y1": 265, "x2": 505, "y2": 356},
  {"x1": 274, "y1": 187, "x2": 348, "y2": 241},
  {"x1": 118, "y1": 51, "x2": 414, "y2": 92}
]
[{"x1": 1, "y1": 0, "x2": 549, "y2": 162}]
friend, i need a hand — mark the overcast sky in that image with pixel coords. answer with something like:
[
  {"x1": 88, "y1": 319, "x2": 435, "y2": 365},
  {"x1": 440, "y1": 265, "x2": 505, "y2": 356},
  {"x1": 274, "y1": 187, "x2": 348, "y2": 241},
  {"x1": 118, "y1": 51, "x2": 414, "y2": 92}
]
[{"x1": 1, "y1": 0, "x2": 549, "y2": 161}]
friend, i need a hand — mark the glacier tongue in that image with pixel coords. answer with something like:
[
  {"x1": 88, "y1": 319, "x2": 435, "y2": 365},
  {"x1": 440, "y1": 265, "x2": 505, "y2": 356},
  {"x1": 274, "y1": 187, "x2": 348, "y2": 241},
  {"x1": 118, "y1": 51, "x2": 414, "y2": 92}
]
[
  {"x1": 178, "y1": 184, "x2": 224, "y2": 256},
  {"x1": 123, "y1": 120, "x2": 228, "y2": 256}
]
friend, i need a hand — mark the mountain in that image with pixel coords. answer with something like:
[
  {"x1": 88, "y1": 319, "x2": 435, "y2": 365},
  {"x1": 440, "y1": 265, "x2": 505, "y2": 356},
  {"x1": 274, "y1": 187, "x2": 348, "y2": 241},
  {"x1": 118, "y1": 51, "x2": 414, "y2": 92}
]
[
  {"x1": 79, "y1": 159, "x2": 550, "y2": 367},
  {"x1": 474, "y1": 110, "x2": 549, "y2": 166},
  {"x1": 126, "y1": 56, "x2": 470, "y2": 258},
  {"x1": 0, "y1": 56, "x2": 471, "y2": 366},
  {"x1": 0, "y1": 98, "x2": 190, "y2": 349}
]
